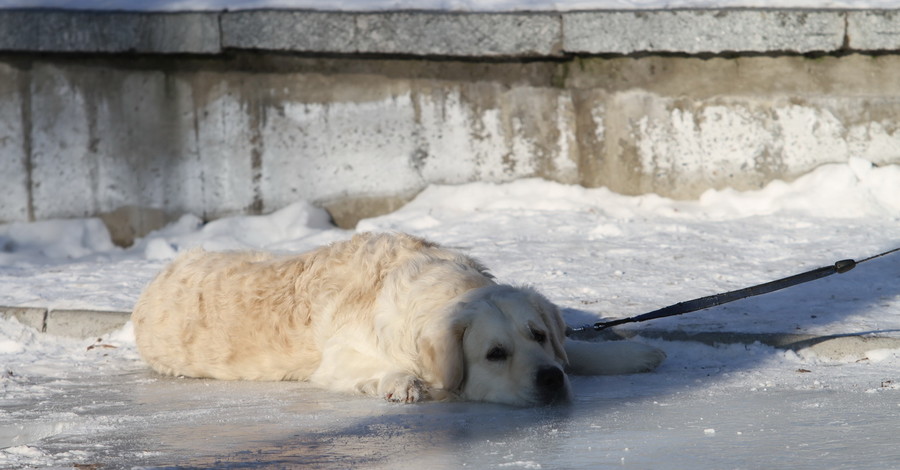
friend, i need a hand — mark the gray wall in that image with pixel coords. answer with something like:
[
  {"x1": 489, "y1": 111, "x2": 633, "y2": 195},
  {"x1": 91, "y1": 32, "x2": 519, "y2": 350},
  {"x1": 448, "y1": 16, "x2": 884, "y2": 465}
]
[{"x1": 1, "y1": 10, "x2": 899, "y2": 243}]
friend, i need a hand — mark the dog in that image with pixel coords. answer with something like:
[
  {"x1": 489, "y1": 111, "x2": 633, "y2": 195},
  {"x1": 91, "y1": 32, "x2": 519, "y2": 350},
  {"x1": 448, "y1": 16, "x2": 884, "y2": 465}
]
[{"x1": 132, "y1": 232, "x2": 665, "y2": 406}]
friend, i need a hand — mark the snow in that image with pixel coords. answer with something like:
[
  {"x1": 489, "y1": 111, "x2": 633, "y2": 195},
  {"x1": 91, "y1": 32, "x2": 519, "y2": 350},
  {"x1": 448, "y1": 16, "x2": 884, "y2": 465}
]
[
  {"x1": 3, "y1": 1, "x2": 898, "y2": 465},
  {"x1": 3, "y1": 0, "x2": 900, "y2": 11},
  {"x1": 1, "y1": 158, "x2": 899, "y2": 468},
  {"x1": 0, "y1": 218, "x2": 116, "y2": 264}
]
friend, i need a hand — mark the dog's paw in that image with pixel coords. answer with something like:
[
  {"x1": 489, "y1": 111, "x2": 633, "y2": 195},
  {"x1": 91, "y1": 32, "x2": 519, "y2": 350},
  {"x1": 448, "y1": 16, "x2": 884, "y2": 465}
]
[
  {"x1": 380, "y1": 373, "x2": 427, "y2": 403},
  {"x1": 632, "y1": 344, "x2": 666, "y2": 372}
]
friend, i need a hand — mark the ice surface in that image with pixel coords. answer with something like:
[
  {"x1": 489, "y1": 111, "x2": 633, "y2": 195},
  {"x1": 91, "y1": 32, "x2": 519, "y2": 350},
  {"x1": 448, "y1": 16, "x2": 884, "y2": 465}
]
[
  {"x1": 1, "y1": 160, "x2": 898, "y2": 468},
  {"x1": 2, "y1": 0, "x2": 900, "y2": 11},
  {"x1": 2, "y1": 322, "x2": 899, "y2": 468}
]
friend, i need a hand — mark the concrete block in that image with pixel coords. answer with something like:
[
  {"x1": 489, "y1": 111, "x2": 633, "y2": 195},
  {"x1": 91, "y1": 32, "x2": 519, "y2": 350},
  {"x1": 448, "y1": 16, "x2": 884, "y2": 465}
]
[
  {"x1": 254, "y1": 82, "x2": 576, "y2": 214},
  {"x1": 45, "y1": 310, "x2": 130, "y2": 339},
  {"x1": 26, "y1": 63, "x2": 255, "y2": 222},
  {"x1": 0, "y1": 306, "x2": 47, "y2": 332},
  {"x1": 0, "y1": 62, "x2": 29, "y2": 223},
  {"x1": 221, "y1": 10, "x2": 357, "y2": 53},
  {"x1": 353, "y1": 12, "x2": 561, "y2": 57},
  {"x1": 222, "y1": 11, "x2": 561, "y2": 57},
  {"x1": 563, "y1": 10, "x2": 845, "y2": 54},
  {"x1": 847, "y1": 10, "x2": 900, "y2": 50},
  {"x1": 0, "y1": 11, "x2": 220, "y2": 54},
  {"x1": 98, "y1": 206, "x2": 172, "y2": 248},
  {"x1": 594, "y1": 328, "x2": 900, "y2": 361},
  {"x1": 189, "y1": 77, "x2": 261, "y2": 219},
  {"x1": 28, "y1": 67, "x2": 95, "y2": 220},
  {"x1": 323, "y1": 194, "x2": 413, "y2": 229}
]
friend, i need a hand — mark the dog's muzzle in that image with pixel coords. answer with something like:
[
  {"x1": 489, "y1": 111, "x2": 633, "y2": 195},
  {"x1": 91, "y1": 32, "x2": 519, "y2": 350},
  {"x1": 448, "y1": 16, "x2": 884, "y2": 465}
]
[{"x1": 535, "y1": 366, "x2": 569, "y2": 405}]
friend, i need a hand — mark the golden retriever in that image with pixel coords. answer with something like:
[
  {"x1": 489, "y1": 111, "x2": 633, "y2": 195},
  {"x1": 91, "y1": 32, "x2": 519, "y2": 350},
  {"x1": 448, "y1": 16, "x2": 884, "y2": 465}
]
[{"x1": 132, "y1": 233, "x2": 664, "y2": 406}]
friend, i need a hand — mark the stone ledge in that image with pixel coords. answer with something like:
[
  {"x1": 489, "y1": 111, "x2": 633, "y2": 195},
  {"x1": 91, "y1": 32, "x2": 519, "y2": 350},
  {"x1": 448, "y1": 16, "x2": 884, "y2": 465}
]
[
  {"x1": 1, "y1": 305, "x2": 130, "y2": 338},
  {"x1": 563, "y1": 10, "x2": 846, "y2": 54},
  {"x1": 847, "y1": 10, "x2": 900, "y2": 51},
  {"x1": 0, "y1": 306, "x2": 46, "y2": 332},
  {"x1": 0, "y1": 10, "x2": 220, "y2": 54},
  {"x1": 1, "y1": 9, "x2": 899, "y2": 57},
  {"x1": 45, "y1": 309, "x2": 131, "y2": 339},
  {"x1": 573, "y1": 328, "x2": 900, "y2": 361},
  {"x1": 221, "y1": 11, "x2": 562, "y2": 57},
  {"x1": 5, "y1": 305, "x2": 899, "y2": 362}
]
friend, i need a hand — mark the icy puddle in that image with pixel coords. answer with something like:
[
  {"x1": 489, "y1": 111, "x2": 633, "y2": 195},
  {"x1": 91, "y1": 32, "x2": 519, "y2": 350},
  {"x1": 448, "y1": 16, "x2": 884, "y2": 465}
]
[{"x1": 3, "y1": 353, "x2": 899, "y2": 469}]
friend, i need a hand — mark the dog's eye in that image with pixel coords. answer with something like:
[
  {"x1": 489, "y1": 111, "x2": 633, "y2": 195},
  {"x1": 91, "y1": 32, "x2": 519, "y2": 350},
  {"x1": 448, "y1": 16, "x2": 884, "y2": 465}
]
[
  {"x1": 486, "y1": 346, "x2": 508, "y2": 362},
  {"x1": 531, "y1": 328, "x2": 547, "y2": 345}
]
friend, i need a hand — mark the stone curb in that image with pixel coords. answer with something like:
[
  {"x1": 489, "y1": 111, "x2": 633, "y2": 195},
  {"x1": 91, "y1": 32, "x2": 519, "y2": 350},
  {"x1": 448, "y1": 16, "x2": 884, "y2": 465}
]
[
  {"x1": 563, "y1": 10, "x2": 846, "y2": 54},
  {"x1": 0, "y1": 11, "x2": 219, "y2": 54},
  {"x1": 0, "y1": 9, "x2": 899, "y2": 57},
  {"x1": 570, "y1": 327, "x2": 900, "y2": 361},
  {"x1": 4, "y1": 306, "x2": 899, "y2": 361},
  {"x1": 220, "y1": 11, "x2": 563, "y2": 57},
  {"x1": 628, "y1": 329, "x2": 900, "y2": 361},
  {"x1": 1, "y1": 306, "x2": 131, "y2": 339}
]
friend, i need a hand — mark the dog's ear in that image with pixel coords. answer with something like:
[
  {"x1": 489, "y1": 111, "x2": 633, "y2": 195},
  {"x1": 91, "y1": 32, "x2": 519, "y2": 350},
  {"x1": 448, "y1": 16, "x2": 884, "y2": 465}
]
[
  {"x1": 418, "y1": 318, "x2": 468, "y2": 400},
  {"x1": 527, "y1": 290, "x2": 569, "y2": 365}
]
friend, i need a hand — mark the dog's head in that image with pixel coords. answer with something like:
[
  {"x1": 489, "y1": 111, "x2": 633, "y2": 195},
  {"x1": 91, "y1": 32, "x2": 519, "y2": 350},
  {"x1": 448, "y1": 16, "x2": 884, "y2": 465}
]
[{"x1": 419, "y1": 285, "x2": 571, "y2": 406}]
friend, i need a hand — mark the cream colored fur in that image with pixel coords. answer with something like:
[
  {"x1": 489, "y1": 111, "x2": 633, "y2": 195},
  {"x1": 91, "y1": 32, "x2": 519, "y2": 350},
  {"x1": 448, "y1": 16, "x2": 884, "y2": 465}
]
[{"x1": 133, "y1": 232, "x2": 665, "y2": 406}]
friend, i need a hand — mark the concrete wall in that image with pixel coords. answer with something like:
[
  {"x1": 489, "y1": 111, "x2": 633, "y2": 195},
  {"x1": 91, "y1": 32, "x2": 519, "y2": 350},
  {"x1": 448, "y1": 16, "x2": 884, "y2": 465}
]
[{"x1": 1, "y1": 10, "x2": 899, "y2": 242}]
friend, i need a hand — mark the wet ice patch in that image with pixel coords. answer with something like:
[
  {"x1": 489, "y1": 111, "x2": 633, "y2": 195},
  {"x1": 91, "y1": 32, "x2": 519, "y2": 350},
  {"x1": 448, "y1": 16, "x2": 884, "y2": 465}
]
[
  {"x1": 499, "y1": 461, "x2": 542, "y2": 469},
  {"x1": 0, "y1": 421, "x2": 77, "y2": 450},
  {"x1": 1, "y1": 445, "x2": 49, "y2": 463}
]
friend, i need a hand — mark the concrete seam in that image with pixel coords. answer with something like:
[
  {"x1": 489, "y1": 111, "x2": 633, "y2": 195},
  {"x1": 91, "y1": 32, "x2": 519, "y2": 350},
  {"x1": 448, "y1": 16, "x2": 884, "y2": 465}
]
[
  {"x1": 553, "y1": 12, "x2": 564, "y2": 57},
  {"x1": 18, "y1": 63, "x2": 34, "y2": 222},
  {"x1": 841, "y1": 11, "x2": 851, "y2": 51},
  {"x1": 216, "y1": 11, "x2": 225, "y2": 54}
]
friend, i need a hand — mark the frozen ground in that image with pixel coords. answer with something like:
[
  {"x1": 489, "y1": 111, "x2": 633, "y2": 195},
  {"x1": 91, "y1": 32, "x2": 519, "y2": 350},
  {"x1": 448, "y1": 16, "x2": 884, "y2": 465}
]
[
  {"x1": 1, "y1": 158, "x2": 899, "y2": 468},
  {"x1": 3, "y1": 0, "x2": 900, "y2": 11}
]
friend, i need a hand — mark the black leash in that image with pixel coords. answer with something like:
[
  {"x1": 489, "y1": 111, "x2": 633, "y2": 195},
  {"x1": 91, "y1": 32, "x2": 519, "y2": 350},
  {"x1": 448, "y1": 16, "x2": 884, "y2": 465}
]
[{"x1": 568, "y1": 246, "x2": 900, "y2": 335}]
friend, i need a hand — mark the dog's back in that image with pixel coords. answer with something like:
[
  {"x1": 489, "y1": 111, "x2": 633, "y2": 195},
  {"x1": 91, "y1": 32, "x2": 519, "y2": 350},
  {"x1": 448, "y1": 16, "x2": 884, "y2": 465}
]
[
  {"x1": 133, "y1": 248, "x2": 315, "y2": 380},
  {"x1": 132, "y1": 233, "x2": 492, "y2": 381}
]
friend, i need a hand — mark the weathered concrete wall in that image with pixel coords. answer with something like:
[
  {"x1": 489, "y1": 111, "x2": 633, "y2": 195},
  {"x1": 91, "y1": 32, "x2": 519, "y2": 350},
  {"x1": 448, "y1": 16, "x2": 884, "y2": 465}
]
[
  {"x1": 569, "y1": 55, "x2": 900, "y2": 197},
  {"x1": 1, "y1": 10, "x2": 899, "y2": 241},
  {"x1": 0, "y1": 56, "x2": 581, "y2": 234}
]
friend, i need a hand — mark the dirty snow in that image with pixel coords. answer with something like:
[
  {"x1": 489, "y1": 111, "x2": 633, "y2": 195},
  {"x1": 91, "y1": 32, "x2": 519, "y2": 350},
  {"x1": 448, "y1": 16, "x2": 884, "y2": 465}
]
[{"x1": 1, "y1": 158, "x2": 899, "y2": 468}]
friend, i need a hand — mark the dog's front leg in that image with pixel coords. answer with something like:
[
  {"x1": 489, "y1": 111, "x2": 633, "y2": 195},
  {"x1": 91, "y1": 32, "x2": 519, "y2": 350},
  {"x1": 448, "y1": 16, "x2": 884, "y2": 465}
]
[
  {"x1": 374, "y1": 371, "x2": 428, "y2": 403},
  {"x1": 310, "y1": 344, "x2": 428, "y2": 403}
]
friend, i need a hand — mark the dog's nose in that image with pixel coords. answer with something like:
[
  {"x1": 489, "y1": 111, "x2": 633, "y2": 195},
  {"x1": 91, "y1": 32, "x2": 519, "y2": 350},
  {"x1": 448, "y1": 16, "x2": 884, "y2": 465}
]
[
  {"x1": 536, "y1": 366, "x2": 565, "y2": 393},
  {"x1": 535, "y1": 366, "x2": 569, "y2": 405}
]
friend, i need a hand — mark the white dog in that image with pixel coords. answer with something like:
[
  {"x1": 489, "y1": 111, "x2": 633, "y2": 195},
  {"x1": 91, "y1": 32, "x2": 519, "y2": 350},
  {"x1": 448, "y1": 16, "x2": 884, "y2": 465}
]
[{"x1": 132, "y1": 233, "x2": 664, "y2": 406}]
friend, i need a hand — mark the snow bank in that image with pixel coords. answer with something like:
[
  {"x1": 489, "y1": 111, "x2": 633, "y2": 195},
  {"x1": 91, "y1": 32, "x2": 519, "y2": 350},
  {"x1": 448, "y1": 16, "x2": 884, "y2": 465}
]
[
  {"x1": 136, "y1": 201, "x2": 336, "y2": 260},
  {"x1": 0, "y1": 159, "x2": 896, "y2": 311},
  {"x1": 0, "y1": 218, "x2": 117, "y2": 264},
  {"x1": 371, "y1": 158, "x2": 900, "y2": 227},
  {"x1": 697, "y1": 158, "x2": 900, "y2": 219},
  {"x1": 2, "y1": 160, "x2": 896, "y2": 268}
]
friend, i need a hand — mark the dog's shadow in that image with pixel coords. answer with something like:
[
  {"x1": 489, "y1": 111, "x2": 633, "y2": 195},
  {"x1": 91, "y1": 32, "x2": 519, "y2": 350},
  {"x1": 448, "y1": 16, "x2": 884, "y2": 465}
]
[{"x1": 171, "y1": 398, "x2": 578, "y2": 469}]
